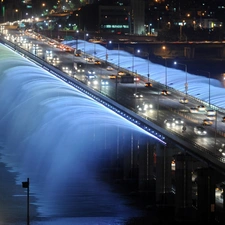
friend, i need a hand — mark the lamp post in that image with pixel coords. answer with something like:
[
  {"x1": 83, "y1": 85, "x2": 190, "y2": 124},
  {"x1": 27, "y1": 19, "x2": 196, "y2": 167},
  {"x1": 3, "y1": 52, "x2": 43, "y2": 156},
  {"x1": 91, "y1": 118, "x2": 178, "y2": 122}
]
[
  {"x1": 132, "y1": 49, "x2": 140, "y2": 76},
  {"x1": 117, "y1": 42, "x2": 120, "y2": 71},
  {"x1": 149, "y1": 23, "x2": 152, "y2": 35},
  {"x1": 115, "y1": 42, "x2": 120, "y2": 101},
  {"x1": 132, "y1": 48, "x2": 135, "y2": 76},
  {"x1": 164, "y1": 58, "x2": 168, "y2": 89},
  {"x1": 198, "y1": 70, "x2": 211, "y2": 108},
  {"x1": 106, "y1": 40, "x2": 111, "y2": 64},
  {"x1": 22, "y1": 178, "x2": 30, "y2": 225},
  {"x1": 147, "y1": 53, "x2": 150, "y2": 82},
  {"x1": 84, "y1": 33, "x2": 88, "y2": 59},
  {"x1": 174, "y1": 61, "x2": 188, "y2": 95}
]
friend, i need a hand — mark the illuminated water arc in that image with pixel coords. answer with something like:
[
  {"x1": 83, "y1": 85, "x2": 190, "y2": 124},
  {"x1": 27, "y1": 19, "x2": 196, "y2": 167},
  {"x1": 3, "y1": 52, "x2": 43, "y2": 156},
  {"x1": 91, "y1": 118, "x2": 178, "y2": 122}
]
[
  {"x1": 0, "y1": 44, "x2": 163, "y2": 219},
  {"x1": 68, "y1": 40, "x2": 225, "y2": 108}
]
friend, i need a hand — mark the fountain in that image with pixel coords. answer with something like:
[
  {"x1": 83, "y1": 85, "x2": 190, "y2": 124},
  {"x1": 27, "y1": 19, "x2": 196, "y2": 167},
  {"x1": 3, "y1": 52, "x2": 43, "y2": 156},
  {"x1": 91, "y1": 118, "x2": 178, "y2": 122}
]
[{"x1": 0, "y1": 44, "x2": 159, "y2": 224}]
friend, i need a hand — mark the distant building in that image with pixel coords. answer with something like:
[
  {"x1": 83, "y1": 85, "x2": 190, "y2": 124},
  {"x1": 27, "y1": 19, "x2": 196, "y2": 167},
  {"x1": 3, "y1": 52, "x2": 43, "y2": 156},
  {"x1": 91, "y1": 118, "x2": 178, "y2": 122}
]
[
  {"x1": 131, "y1": 0, "x2": 145, "y2": 35},
  {"x1": 98, "y1": 0, "x2": 145, "y2": 35},
  {"x1": 98, "y1": 5, "x2": 131, "y2": 34}
]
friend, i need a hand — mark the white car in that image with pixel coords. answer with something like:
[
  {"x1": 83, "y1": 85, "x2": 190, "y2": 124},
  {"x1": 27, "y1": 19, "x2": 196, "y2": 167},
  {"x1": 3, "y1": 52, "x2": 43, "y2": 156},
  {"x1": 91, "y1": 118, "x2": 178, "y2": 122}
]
[
  {"x1": 164, "y1": 119, "x2": 176, "y2": 127},
  {"x1": 194, "y1": 126, "x2": 207, "y2": 135},
  {"x1": 190, "y1": 107, "x2": 198, "y2": 113},
  {"x1": 101, "y1": 79, "x2": 109, "y2": 86},
  {"x1": 173, "y1": 118, "x2": 184, "y2": 125},
  {"x1": 88, "y1": 70, "x2": 95, "y2": 75},
  {"x1": 197, "y1": 105, "x2": 206, "y2": 112},
  {"x1": 207, "y1": 110, "x2": 216, "y2": 116},
  {"x1": 137, "y1": 102, "x2": 153, "y2": 112},
  {"x1": 133, "y1": 92, "x2": 143, "y2": 98},
  {"x1": 106, "y1": 66, "x2": 114, "y2": 71},
  {"x1": 179, "y1": 97, "x2": 188, "y2": 104}
]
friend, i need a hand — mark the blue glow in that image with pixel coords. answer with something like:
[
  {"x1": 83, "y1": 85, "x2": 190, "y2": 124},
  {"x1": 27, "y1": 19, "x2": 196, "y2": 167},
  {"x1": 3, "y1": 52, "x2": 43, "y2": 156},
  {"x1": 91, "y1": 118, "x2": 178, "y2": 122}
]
[
  {"x1": 0, "y1": 44, "x2": 160, "y2": 223},
  {"x1": 65, "y1": 40, "x2": 225, "y2": 109}
]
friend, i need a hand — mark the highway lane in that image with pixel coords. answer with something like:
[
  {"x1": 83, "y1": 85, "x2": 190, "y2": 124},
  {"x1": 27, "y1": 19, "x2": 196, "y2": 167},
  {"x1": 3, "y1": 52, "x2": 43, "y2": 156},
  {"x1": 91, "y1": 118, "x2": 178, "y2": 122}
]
[{"x1": 3, "y1": 28, "x2": 225, "y2": 159}]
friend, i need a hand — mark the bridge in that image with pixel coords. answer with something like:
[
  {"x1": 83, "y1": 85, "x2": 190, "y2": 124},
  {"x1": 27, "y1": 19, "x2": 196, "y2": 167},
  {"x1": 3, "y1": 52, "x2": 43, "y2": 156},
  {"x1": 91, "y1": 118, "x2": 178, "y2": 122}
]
[{"x1": 1, "y1": 32, "x2": 225, "y2": 224}]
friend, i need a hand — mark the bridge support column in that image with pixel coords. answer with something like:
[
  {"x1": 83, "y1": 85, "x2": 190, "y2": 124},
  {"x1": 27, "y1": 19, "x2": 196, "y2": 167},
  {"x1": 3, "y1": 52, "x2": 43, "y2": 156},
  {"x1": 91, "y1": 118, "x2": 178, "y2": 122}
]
[
  {"x1": 196, "y1": 168, "x2": 215, "y2": 223},
  {"x1": 138, "y1": 140, "x2": 156, "y2": 195},
  {"x1": 155, "y1": 143, "x2": 173, "y2": 206},
  {"x1": 174, "y1": 154, "x2": 196, "y2": 222},
  {"x1": 122, "y1": 131, "x2": 138, "y2": 182}
]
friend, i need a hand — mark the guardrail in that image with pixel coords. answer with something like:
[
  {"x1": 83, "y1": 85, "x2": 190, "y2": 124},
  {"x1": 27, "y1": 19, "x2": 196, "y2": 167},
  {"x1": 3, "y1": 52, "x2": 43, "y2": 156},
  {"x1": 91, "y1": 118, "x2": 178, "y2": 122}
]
[{"x1": 1, "y1": 35, "x2": 225, "y2": 175}]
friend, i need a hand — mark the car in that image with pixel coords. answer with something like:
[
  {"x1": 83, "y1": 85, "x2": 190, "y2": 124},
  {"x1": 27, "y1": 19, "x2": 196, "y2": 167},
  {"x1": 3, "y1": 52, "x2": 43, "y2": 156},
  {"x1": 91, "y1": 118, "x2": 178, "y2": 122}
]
[
  {"x1": 207, "y1": 110, "x2": 216, "y2": 116},
  {"x1": 87, "y1": 78, "x2": 98, "y2": 85},
  {"x1": 137, "y1": 102, "x2": 153, "y2": 111},
  {"x1": 202, "y1": 119, "x2": 213, "y2": 126},
  {"x1": 87, "y1": 57, "x2": 94, "y2": 62},
  {"x1": 145, "y1": 82, "x2": 153, "y2": 87},
  {"x1": 85, "y1": 74, "x2": 96, "y2": 80},
  {"x1": 194, "y1": 126, "x2": 207, "y2": 135},
  {"x1": 106, "y1": 66, "x2": 114, "y2": 71},
  {"x1": 179, "y1": 97, "x2": 188, "y2": 104},
  {"x1": 101, "y1": 79, "x2": 109, "y2": 85},
  {"x1": 197, "y1": 105, "x2": 206, "y2": 112},
  {"x1": 88, "y1": 70, "x2": 95, "y2": 75},
  {"x1": 117, "y1": 71, "x2": 126, "y2": 76},
  {"x1": 161, "y1": 89, "x2": 169, "y2": 95},
  {"x1": 94, "y1": 60, "x2": 101, "y2": 65},
  {"x1": 190, "y1": 107, "x2": 198, "y2": 113},
  {"x1": 133, "y1": 92, "x2": 143, "y2": 98},
  {"x1": 207, "y1": 115, "x2": 216, "y2": 120},
  {"x1": 164, "y1": 119, "x2": 176, "y2": 127},
  {"x1": 173, "y1": 118, "x2": 184, "y2": 125},
  {"x1": 109, "y1": 74, "x2": 116, "y2": 79}
]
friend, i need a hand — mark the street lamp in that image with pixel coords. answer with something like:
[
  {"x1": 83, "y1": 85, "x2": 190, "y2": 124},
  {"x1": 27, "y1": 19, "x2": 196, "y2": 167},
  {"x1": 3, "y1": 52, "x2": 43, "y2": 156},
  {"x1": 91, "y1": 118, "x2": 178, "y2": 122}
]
[
  {"x1": 162, "y1": 46, "x2": 168, "y2": 89},
  {"x1": 198, "y1": 70, "x2": 211, "y2": 108},
  {"x1": 83, "y1": 33, "x2": 88, "y2": 59},
  {"x1": 164, "y1": 58, "x2": 168, "y2": 89},
  {"x1": 105, "y1": 40, "x2": 111, "y2": 63},
  {"x1": 149, "y1": 23, "x2": 152, "y2": 35},
  {"x1": 174, "y1": 61, "x2": 188, "y2": 95},
  {"x1": 132, "y1": 49, "x2": 140, "y2": 76},
  {"x1": 136, "y1": 49, "x2": 150, "y2": 82},
  {"x1": 117, "y1": 42, "x2": 120, "y2": 71}
]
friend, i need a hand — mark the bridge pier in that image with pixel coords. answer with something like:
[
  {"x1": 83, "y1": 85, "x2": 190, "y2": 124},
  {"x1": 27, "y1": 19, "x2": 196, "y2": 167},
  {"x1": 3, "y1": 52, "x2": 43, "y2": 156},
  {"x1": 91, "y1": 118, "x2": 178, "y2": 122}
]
[
  {"x1": 138, "y1": 140, "x2": 156, "y2": 194},
  {"x1": 174, "y1": 154, "x2": 196, "y2": 222},
  {"x1": 196, "y1": 167, "x2": 216, "y2": 223},
  {"x1": 155, "y1": 143, "x2": 174, "y2": 206}
]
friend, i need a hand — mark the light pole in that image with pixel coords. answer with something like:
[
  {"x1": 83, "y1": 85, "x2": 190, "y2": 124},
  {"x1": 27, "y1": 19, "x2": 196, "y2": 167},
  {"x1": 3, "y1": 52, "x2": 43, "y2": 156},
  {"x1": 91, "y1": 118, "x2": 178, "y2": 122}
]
[
  {"x1": 149, "y1": 23, "x2": 152, "y2": 35},
  {"x1": 198, "y1": 70, "x2": 211, "y2": 108},
  {"x1": 117, "y1": 42, "x2": 120, "y2": 72},
  {"x1": 116, "y1": 42, "x2": 120, "y2": 101},
  {"x1": 84, "y1": 33, "x2": 88, "y2": 59},
  {"x1": 164, "y1": 58, "x2": 167, "y2": 89},
  {"x1": 132, "y1": 49, "x2": 140, "y2": 76},
  {"x1": 132, "y1": 48, "x2": 135, "y2": 76},
  {"x1": 147, "y1": 53, "x2": 150, "y2": 82},
  {"x1": 106, "y1": 40, "x2": 111, "y2": 64},
  {"x1": 137, "y1": 50, "x2": 150, "y2": 82},
  {"x1": 174, "y1": 61, "x2": 188, "y2": 95}
]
